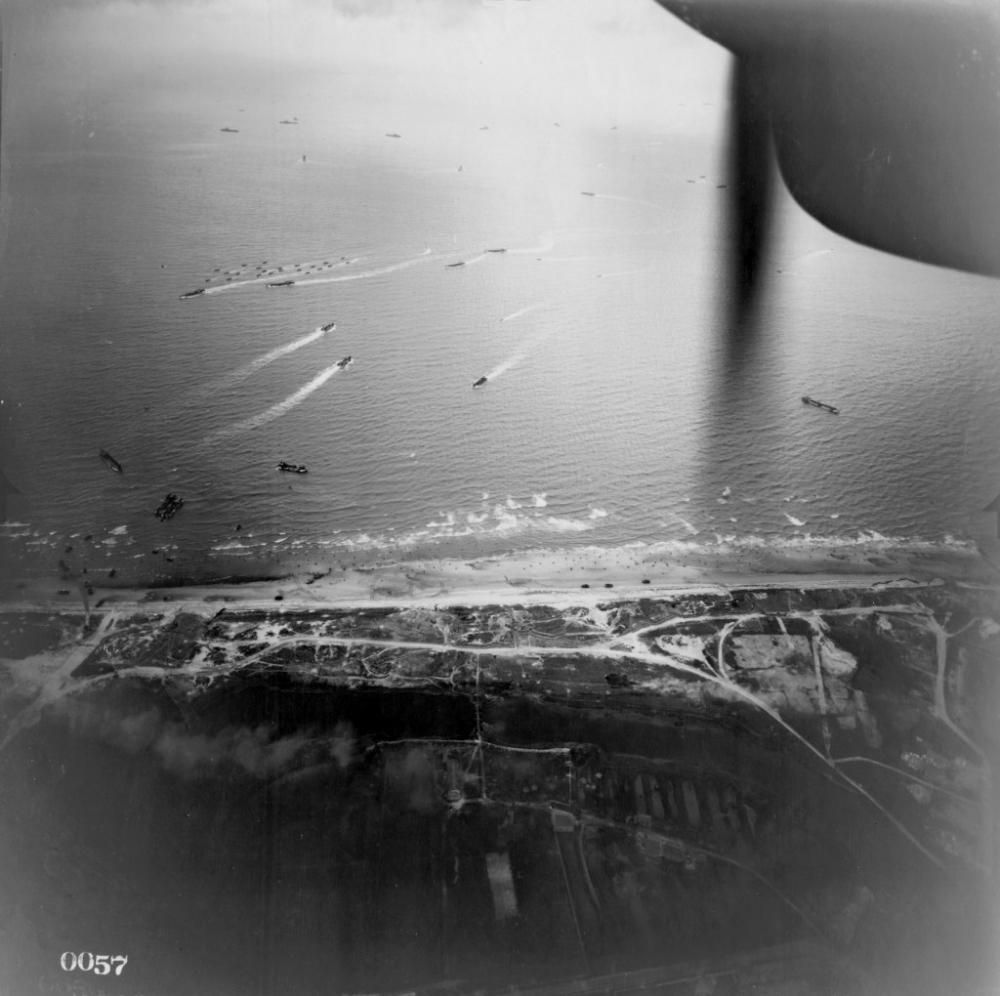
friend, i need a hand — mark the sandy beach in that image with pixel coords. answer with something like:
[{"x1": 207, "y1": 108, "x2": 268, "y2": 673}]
[{"x1": 2, "y1": 537, "x2": 994, "y2": 617}]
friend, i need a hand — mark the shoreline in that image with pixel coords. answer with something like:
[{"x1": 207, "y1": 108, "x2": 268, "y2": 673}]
[{"x1": 2, "y1": 537, "x2": 995, "y2": 614}]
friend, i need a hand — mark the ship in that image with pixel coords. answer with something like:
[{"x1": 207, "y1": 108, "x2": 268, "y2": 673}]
[
  {"x1": 801, "y1": 395, "x2": 839, "y2": 415},
  {"x1": 179, "y1": 288, "x2": 205, "y2": 299},
  {"x1": 277, "y1": 462, "x2": 308, "y2": 474},
  {"x1": 99, "y1": 449, "x2": 123, "y2": 474},
  {"x1": 321, "y1": 322, "x2": 337, "y2": 332},
  {"x1": 336, "y1": 356, "x2": 353, "y2": 370},
  {"x1": 472, "y1": 376, "x2": 487, "y2": 388},
  {"x1": 266, "y1": 280, "x2": 295, "y2": 288}
]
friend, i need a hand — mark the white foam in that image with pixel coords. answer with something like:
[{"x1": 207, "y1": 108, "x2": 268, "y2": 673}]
[
  {"x1": 205, "y1": 362, "x2": 343, "y2": 441},
  {"x1": 784, "y1": 513, "x2": 806, "y2": 527},
  {"x1": 109, "y1": 525, "x2": 129, "y2": 536},
  {"x1": 588, "y1": 507, "x2": 608, "y2": 519},
  {"x1": 294, "y1": 250, "x2": 433, "y2": 286},
  {"x1": 508, "y1": 232, "x2": 555, "y2": 254},
  {"x1": 532, "y1": 494, "x2": 548, "y2": 508},
  {"x1": 193, "y1": 327, "x2": 328, "y2": 397},
  {"x1": 501, "y1": 302, "x2": 547, "y2": 323}
]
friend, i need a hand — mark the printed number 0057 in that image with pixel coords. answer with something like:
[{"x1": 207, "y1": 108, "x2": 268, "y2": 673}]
[{"x1": 60, "y1": 953, "x2": 128, "y2": 976}]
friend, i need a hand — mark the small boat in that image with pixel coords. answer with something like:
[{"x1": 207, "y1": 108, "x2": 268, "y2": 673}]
[
  {"x1": 336, "y1": 356, "x2": 353, "y2": 370},
  {"x1": 279, "y1": 118, "x2": 299, "y2": 125},
  {"x1": 447, "y1": 261, "x2": 465, "y2": 268},
  {"x1": 99, "y1": 449, "x2": 123, "y2": 474},
  {"x1": 154, "y1": 493, "x2": 184, "y2": 521},
  {"x1": 473, "y1": 376, "x2": 488, "y2": 388},
  {"x1": 321, "y1": 321, "x2": 337, "y2": 332},
  {"x1": 266, "y1": 280, "x2": 295, "y2": 288},
  {"x1": 486, "y1": 248, "x2": 507, "y2": 253},
  {"x1": 581, "y1": 191, "x2": 597, "y2": 197},
  {"x1": 220, "y1": 127, "x2": 239, "y2": 133},
  {"x1": 801, "y1": 395, "x2": 839, "y2": 415},
  {"x1": 385, "y1": 132, "x2": 402, "y2": 138},
  {"x1": 180, "y1": 288, "x2": 205, "y2": 299},
  {"x1": 277, "y1": 462, "x2": 308, "y2": 474}
]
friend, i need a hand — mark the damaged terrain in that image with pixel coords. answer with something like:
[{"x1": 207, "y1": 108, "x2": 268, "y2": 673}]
[{"x1": 0, "y1": 580, "x2": 997, "y2": 995}]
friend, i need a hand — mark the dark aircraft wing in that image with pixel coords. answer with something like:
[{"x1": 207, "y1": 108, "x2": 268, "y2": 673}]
[{"x1": 653, "y1": 0, "x2": 1000, "y2": 318}]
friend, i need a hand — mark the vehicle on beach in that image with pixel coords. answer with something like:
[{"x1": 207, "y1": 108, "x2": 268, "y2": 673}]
[
  {"x1": 99, "y1": 449, "x2": 123, "y2": 474},
  {"x1": 154, "y1": 493, "x2": 183, "y2": 521},
  {"x1": 336, "y1": 356, "x2": 353, "y2": 370},
  {"x1": 179, "y1": 288, "x2": 205, "y2": 299},
  {"x1": 472, "y1": 376, "x2": 488, "y2": 388},
  {"x1": 266, "y1": 280, "x2": 295, "y2": 288},
  {"x1": 277, "y1": 462, "x2": 308, "y2": 474},
  {"x1": 801, "y1": 395, "x2": 839, "y2": 414},
  {"x1": 321, "y1": 322, "x2": 337, "y2": 332}
]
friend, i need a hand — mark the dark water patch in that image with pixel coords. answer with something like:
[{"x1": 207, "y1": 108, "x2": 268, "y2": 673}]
[{"x1": 0, "y1": 612, "x2": 86, "y2": 659}]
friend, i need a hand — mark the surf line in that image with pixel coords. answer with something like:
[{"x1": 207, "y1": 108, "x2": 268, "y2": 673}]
[
  {"x1": 203, "y1": 362, "x2": 344, "y2": 442},
  {"x1": 295, "y1": 248, "x2": 433, "y2": 286},
  {"x1": 190, "y1": 327, "x2": 330, "y2": 399}
]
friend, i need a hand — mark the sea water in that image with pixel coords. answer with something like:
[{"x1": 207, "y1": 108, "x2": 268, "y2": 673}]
[{"x1": 2, "y1": 51, "x2": 999, "y2": 586}]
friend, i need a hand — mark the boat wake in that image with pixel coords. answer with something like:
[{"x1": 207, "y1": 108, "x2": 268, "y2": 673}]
[
  {"x1": 508, "y1": 232, "x2": 555, "y2": 255},
  {"x1": 203, "y1": 363, "x2": 344, "y2": 442},
  {"x1": 484, "y1": 326, "x2": 557, "y2": 382},
  {"x1": 190, "y1": 327, "x2": 329, "y2": 398},
  {"x1": 294, "y1": 249, "x2": 434, "y2": 286},
  {"x1": 589, "y1": 193, "x2": 667, "y2": 211},
  {"x1": 500, "y1": 302, "x2": 548, "y2": 323}
]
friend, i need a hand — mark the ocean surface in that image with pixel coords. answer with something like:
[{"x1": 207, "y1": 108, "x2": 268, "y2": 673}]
[{"x1": 2, "y1": 85, "x2": 999, "y2": 586}]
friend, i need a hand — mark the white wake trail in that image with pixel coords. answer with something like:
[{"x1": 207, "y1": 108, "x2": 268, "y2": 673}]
[
  {"x1": 484, "y1": 326, "x2": 558, "y2": 382},
  {"x1": 204, "y1": 363, "x2": 343, "y2": 442},
  {"x1": 191, "y1": 327, "x2": 329, "y2": 398},
  {"x1": 591, "y1": 193, "x2": 667, "y2": 211},
  {"x1": 508, "y1": 232, "x2": 555, "y2": 254},
  {"x1": 501, "y1": 302, "x2": 547, "y2": 323},
  {"x1": 295, "y1": 249, "x2": 433, "y2": 286}
]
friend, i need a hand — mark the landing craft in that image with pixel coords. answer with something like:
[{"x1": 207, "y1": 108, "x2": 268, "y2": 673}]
[
  {"x1": 801, "y1": 396, "x2": 839, "y2": 415},
  {"x1": 99, "y1": 449, "x2": 123, "y2": 474},
  {"x1": 472, "y1": 376, "x2": 487, "y2": 388},
  {"x1": 180, "y1": 288, "x2": 205, "y2": 299}
]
